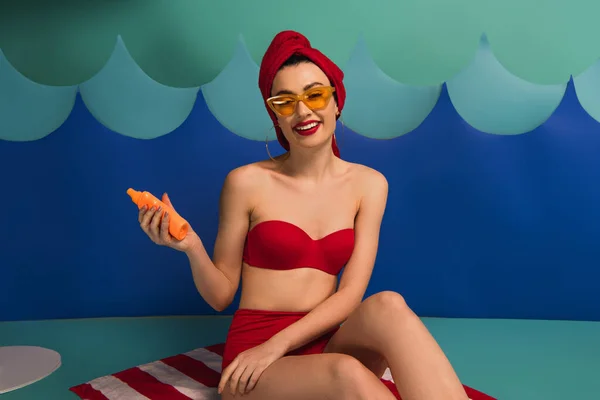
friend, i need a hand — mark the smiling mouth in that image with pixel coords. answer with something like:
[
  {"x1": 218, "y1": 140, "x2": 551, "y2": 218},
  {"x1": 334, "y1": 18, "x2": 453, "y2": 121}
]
[{"x1": 293, "y1": 121, "x2": 321, "y2": 136}]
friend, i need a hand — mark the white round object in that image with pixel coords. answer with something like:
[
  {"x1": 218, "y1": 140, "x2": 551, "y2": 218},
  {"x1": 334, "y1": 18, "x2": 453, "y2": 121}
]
[{"x1": 0, "y1": 346, "x2": 61, "y2": 394}]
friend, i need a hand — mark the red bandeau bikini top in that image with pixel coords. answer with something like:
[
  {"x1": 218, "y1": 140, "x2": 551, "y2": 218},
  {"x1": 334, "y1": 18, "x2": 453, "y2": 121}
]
[{"x1": 242, "y1": 220, "x2": 355, "y2": 275}]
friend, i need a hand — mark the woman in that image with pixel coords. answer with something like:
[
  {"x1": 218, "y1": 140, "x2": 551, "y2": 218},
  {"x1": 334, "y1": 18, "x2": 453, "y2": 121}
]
[{"x1": 138, "y1": 30, "x2": 471, "y2": 400}]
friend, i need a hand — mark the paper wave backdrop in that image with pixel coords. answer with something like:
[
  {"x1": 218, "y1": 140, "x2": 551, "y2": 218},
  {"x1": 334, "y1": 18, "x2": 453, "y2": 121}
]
[
  {"x1": 1, "y1": 34, "x2": 600, "y2": 142},
  {"x1": 2, "y1": 0, "x2": 600, "y2": 86}
]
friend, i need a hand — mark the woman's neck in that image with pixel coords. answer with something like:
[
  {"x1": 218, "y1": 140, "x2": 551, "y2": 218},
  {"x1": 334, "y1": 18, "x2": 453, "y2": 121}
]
[{"x1": 280, "y1": 142, "x2": 338, "y2": 182}]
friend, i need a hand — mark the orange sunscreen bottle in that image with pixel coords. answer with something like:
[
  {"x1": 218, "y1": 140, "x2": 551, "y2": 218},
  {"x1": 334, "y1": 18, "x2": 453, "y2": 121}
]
[{"x1": 127, "y1": 188, "x2": 189, "y2": 240}]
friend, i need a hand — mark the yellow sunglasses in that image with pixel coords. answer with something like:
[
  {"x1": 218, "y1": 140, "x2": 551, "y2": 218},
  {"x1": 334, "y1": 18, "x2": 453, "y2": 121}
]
[{"x1": 266, "y1": 86, "x2": 336, "y2": 117}]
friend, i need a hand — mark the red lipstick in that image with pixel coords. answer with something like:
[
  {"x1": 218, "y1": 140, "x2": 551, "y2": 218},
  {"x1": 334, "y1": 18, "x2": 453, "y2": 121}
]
[{"x1": 293, "y1": 120, "x2": 321, "y2": 136}]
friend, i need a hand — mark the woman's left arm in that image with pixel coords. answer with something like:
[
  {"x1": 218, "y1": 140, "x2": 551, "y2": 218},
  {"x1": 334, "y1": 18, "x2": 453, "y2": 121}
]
[
  {"x1": 271, "y1": 169, "x2": 389, "y2": 353},
  {"x1": 218, "y1": 169, "x2": 388, "y2": 395}
]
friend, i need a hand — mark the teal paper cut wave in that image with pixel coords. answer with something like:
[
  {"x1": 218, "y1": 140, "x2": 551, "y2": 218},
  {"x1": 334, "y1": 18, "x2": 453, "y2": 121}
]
[
  {"x1": 573, "y1": 60, "x2": 600, "y2": 124},
  {"x1": 446, "y1": 36, "x2": 567, "y2": 135},
  {"x1": 118, "y1": 1, "x2": 239, "y2": 87},
  {"x1": 0, "y1": 0, "x2": 122, "y2": 86},
  {"x1": 481, "y1": 0, "x2": 600, "y2": 84},
  {"x1": 2, "y1": 0, "x2": 600, "y2": 87},
  {"x1": 1, "y1": 29, "x2": 598, "y2": 143},
  {"x1": 342, "y1": 36, "x2": 441, "y2": 139},
  {"x1": 0, "y1": 50, "x2": 77, "y2": 141},
  {"x1": 79, "y1": 36, "x2": 199, "y2": 139},
  {"x1": 358, "y1": 0, "x2": 482, "y2": 86},
  {"x1": 201, "y1": 36, "x2": 273, "y2": 141}
]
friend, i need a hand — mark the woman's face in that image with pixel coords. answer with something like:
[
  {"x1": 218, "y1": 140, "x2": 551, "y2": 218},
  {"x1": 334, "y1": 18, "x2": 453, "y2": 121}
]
[{"x1": 270, "y1": 62, "x2": 338, "y2": 152}]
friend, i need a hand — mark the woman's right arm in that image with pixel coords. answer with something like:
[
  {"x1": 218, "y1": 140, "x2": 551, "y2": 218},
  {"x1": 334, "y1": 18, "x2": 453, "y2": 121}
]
[{"x1": 185, "y1": 166, "x2": 255, "y2": 311}]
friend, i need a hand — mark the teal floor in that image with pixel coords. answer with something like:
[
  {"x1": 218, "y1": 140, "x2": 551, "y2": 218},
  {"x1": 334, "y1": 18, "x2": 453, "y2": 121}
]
[{"x1": 1, "y1": 316, "x2": 598, "y2": 399}]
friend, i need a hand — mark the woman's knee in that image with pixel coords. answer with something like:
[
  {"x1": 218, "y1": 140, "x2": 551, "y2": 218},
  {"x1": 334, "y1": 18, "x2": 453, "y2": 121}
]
[
  {"x1": 328, "y1": 355, "x2": 380, "y2": 399},
  {"x1": 365, "y1": 290, "x2": 411, "y2": 317}
]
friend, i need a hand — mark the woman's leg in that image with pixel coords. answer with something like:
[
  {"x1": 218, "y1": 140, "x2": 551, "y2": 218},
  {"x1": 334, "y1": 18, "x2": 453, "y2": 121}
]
[
  {"x1": 220, "y1": 353, "x2": 396, "y2": 400},
  {"x1": 324, "y1": 291, "x2": 469, "y2": 400}
]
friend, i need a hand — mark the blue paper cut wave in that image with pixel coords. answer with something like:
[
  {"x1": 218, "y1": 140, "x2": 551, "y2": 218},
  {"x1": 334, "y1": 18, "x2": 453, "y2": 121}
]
[
  {"x1": 446, "y1": 36, "x2": 567, "y2": 135},
  {"x1": 79, "y1": 36, "x2": 199, "y2": 139},
  {"x1": 0, "y1": 50, "x2": 77, "y2": 141},
  {"x1": 342, "y1": 36, "x2": 441, "y2": 139},
  {"x1": 573, "y1": 60, "x2": 600, "y2": 124},
  {"x1": 201, "y1": 35, "x2": 274, "y2": 141},
  {"x1": 1, "y1": 34, "x2": 600, "y2": 142}
]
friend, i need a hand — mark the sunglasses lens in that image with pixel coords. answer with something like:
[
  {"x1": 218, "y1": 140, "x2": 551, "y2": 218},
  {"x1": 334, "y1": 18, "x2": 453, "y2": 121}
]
[
  {"x1": 269, "y1": 87, "x2": 333, "y2": 116},
  {"x1": 271, "y1": 97, "x2": 296, "y2": 116},
  {"x1": 304, "y1": 88, "x2": 330, "y2": 109}
]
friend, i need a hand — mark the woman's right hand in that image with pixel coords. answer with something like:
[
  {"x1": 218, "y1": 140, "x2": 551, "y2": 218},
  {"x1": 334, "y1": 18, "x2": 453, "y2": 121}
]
[{"x1": 138, "y1": 193, "x2": 199, "y2": 253}]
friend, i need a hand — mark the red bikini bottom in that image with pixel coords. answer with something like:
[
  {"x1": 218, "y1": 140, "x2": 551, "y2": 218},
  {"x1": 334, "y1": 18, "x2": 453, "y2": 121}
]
[
  {"x1": 221, "y1": 309, "x2": 495, "y2": 400},
  {"x1": 222, "y1": 308, "x2": 339, "y2": 370},
  {"x1": 222, "y1": 308, "x2": 402, "y2": 398}
]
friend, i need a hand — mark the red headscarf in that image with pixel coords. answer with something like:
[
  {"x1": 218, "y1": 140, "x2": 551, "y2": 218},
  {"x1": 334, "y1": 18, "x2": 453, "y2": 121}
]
[{"x1": 258, "y1": 30, "x2": 345, "y2": 158}]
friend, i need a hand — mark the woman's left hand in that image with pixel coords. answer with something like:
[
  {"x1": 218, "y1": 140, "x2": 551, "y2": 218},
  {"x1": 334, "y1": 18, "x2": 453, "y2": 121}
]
[{"x1": 218, "y1": 338, "x2": 288, "y2": 396}]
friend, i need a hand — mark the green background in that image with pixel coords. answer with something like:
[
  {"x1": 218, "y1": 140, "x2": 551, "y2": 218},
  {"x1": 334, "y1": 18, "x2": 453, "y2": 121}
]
[{"x1": 1, "y1": 0, "x2": 599, "y2": 87}]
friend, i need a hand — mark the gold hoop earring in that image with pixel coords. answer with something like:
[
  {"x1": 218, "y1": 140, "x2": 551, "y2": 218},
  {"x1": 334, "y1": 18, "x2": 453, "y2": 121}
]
[
  {"x1": 335, "y1": 115, "x2": 345, "y2": 148},
  {"x1": 265, "y1": 125, "x2": 278, "y2": 161}
]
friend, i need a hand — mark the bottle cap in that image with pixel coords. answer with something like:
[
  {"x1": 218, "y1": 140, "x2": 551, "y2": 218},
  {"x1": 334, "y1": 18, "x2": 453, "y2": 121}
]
[{"x1": 127, "y1": 188, "x2": 140, "y2": 204}]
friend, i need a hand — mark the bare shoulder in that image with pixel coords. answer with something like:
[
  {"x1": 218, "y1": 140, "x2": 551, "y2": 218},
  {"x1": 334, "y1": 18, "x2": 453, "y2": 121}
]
[
  {"x1": 222, "y1": 161, "x2": 270, "y2": 193},
  {"x1": 346, "y1": 162, "x2": 388, "y2": 198},
  {"x1": 218, "y1": 162, "x2": 272, "y2": 219}
]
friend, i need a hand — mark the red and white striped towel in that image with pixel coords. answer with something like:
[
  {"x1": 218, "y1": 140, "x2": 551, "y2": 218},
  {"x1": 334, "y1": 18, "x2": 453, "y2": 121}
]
[{"x1": 69, "y1": 343, "x2": 496, "y2": 399}]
